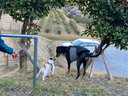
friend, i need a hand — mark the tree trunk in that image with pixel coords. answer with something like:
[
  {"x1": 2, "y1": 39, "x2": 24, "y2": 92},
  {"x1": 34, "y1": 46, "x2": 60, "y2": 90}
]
[
  {"x1": 20, "y1": 16, "x2": 29, "y2": 71},
  {"x1": 86, "y1": 37, "x2": 110, "y2": 70}
]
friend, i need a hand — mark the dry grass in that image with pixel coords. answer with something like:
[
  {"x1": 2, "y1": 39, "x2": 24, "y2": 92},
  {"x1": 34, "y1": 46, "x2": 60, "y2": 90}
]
[
  {"x1": 39, "y1": 32, "x2": 94, "y2": 42},
  {"x1": 0, "y1": 10, "x2": 128, "y2": 96},
  {"x1": 0, "y1": 30, "x2": 128, "y2": 95},
  {"x1": 0, "y1": 62, "x2": 128, "y2": 96}
]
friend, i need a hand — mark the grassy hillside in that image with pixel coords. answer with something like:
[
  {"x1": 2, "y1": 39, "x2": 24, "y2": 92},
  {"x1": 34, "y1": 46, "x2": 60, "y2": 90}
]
[
  {"x1": 38, "y1": 9, "x2": 97, "y2": 42},
  {"x1": 0, "y1": 10, "x2": 128, "y2": 96},
  {"x1": 0, "y1": 60, "x2": 128, "y2": 96}
]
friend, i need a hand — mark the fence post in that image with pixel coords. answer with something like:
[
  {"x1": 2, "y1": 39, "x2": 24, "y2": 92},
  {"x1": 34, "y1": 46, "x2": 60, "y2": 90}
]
[
  {"x1": 102, "y1": 52, "x2": 113, "y2": 80},
  {"x1": 89, "y1": 46, "x2": 96, "y2": 78},
  {"x1": 10, "y1": 21, "x2": 11, "y2": 30},
  {"x1": 5, "y1": 54, "x2": 9, "y2": 67},
  {"x1": 3, "y1": 53, "x2": 5, "y2": 58},
  {"x1": 1, "y1": 19, "x2": 2, "y2": 29},
  {"x1": 90, "y1": 58, "x2": 96, "y2": 78},
  {"x1": 1, "y1": 19, "x2": 3, "y2": 29},
  {"x1": 19, "y1": 54, "x2": 23, "y2": 69},
  {"x1": 19, "y1": 23, "x2": 22, "y2": 33}
]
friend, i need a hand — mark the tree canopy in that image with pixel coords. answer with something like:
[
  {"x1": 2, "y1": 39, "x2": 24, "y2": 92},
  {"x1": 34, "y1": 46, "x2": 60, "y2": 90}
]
[
  {"x1": 69, "y1": 0, "x2": 128, "y2": 51},
  {"x1": 0, "y1": 0, "x2": 67, "y2": 35},
  {"x1": 1, "y1": 0, "x2": 128, "y2": 51},
  {"x1": 0, "y1": 0, "x2": 67, "y2": 69}
]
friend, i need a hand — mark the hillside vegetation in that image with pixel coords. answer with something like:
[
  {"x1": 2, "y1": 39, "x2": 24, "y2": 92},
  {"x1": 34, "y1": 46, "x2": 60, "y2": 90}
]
[{"x1": 0, "y1": 9, "x2": 128, "y2": 96}]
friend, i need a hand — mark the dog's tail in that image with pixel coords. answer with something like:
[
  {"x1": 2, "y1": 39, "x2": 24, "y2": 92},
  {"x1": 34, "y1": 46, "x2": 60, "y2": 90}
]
[
  {"x1": 86, "y1": 48, "x2": 102, "y2": 57},
  {"x1": 86, "y1": 52, "x2": 101, "y2": 57}
]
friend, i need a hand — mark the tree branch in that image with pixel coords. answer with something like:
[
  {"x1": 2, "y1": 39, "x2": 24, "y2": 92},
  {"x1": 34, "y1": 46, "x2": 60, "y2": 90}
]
[{"x1": 102, "y1": 42, "x2": 110, "y2": 53}]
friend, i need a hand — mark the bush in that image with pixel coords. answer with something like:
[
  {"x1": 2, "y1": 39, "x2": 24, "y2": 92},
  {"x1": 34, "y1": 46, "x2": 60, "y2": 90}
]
[
  {"x1": 58, "y1": 10, "x2": 71, "y2": 34},
  {"x1": 70, "y1": 19, "x2": 80, "y2": 35},
  {"x1": 57, "y1": 27, "x2": 61, "y2": 34},
  {"x1": 73, "y1": 17, "x2": 92, "y2": 24},
  {"x1": 39, "y1": 17, "x2": 45, "y2": 27},
  {"x1": 45, "y1": 23, "x2": 52, "y2": 33},
  {"x1": 45, "y1": 10, "x2": 54, "y2": 33},
  {"x1": 54, "y1": 10, "x2": 60, "y2": 24}
]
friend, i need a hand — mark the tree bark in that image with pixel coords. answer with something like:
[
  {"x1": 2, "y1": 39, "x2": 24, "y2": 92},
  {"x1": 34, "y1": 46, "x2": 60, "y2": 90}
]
[
  {"x1": 20, "y1": 16, "x2": 29, "y2": 71},
  {"x1": 21, "y1": 16, "x2": 29, "y2": 34},
  {"x1": 86, "y1": 37, "x2": 110, "y2": 70}
]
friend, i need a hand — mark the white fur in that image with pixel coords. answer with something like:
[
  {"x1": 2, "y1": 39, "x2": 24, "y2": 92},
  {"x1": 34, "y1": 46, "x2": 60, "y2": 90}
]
[{"x1": 36, "y1": 58, "x2": 55, "y2": 81}]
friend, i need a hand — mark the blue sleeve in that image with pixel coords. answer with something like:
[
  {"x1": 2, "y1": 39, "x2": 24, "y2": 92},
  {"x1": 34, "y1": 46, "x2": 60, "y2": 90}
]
[{"x1": 0, "y1": 33, "x2": 13, "y2": 54}]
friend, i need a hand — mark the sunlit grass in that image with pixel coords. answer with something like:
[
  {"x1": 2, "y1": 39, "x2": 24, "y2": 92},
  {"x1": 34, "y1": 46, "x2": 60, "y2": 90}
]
[
  {"x1": 0, "y1": 19, "x2": 128, "y2": 95},
  {"x1": 0, "y1": 63, "x2": 128, "y2": 96}
]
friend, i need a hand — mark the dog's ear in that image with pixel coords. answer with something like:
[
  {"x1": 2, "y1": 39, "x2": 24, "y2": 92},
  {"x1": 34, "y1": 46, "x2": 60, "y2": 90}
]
[{"x1": 57, "y1": 46, "x2": 61, "y2": 52}]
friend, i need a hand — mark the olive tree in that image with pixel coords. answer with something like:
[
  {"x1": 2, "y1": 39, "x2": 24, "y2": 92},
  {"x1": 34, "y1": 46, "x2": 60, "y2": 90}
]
[
  {"x1": 69, "y1": 0, "x2": 128, "y2": 68},
  {"x1": 0, "y1": 0, "x2": 67, "y2": 37},
  {"x1": 0, "y1": 0, "x2": 67, "y2": 70}
]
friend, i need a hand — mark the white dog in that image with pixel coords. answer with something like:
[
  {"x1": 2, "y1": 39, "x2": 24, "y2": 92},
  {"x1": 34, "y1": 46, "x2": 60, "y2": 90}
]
[{"x1": 36, "y1": 58, "x2": 56, "y2": 81}]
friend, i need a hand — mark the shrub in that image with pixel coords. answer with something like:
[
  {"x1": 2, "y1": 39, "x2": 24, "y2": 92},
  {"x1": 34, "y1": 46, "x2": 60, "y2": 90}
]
[
  {"x1": 54, "y1": 10, "x2": 60, "y2": 24},
  {"x1": 39, "y1": 17, "x2": 45, "y2": 27},
  {"x1": 57, "y1": 27, "x2": 61, "y2": 34},
  {"x1": 70, "y1": 19, "x2": 80, "y2": 35},
  {"x1": 73, "y1": 17, "x2": 92, "y2": 24},
  {"x1": 45, "y1": 10, "x2": 54, "y2": 33},
  {"x1": 58, "y1": 10, "x2": 71, "y2": 34}
]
